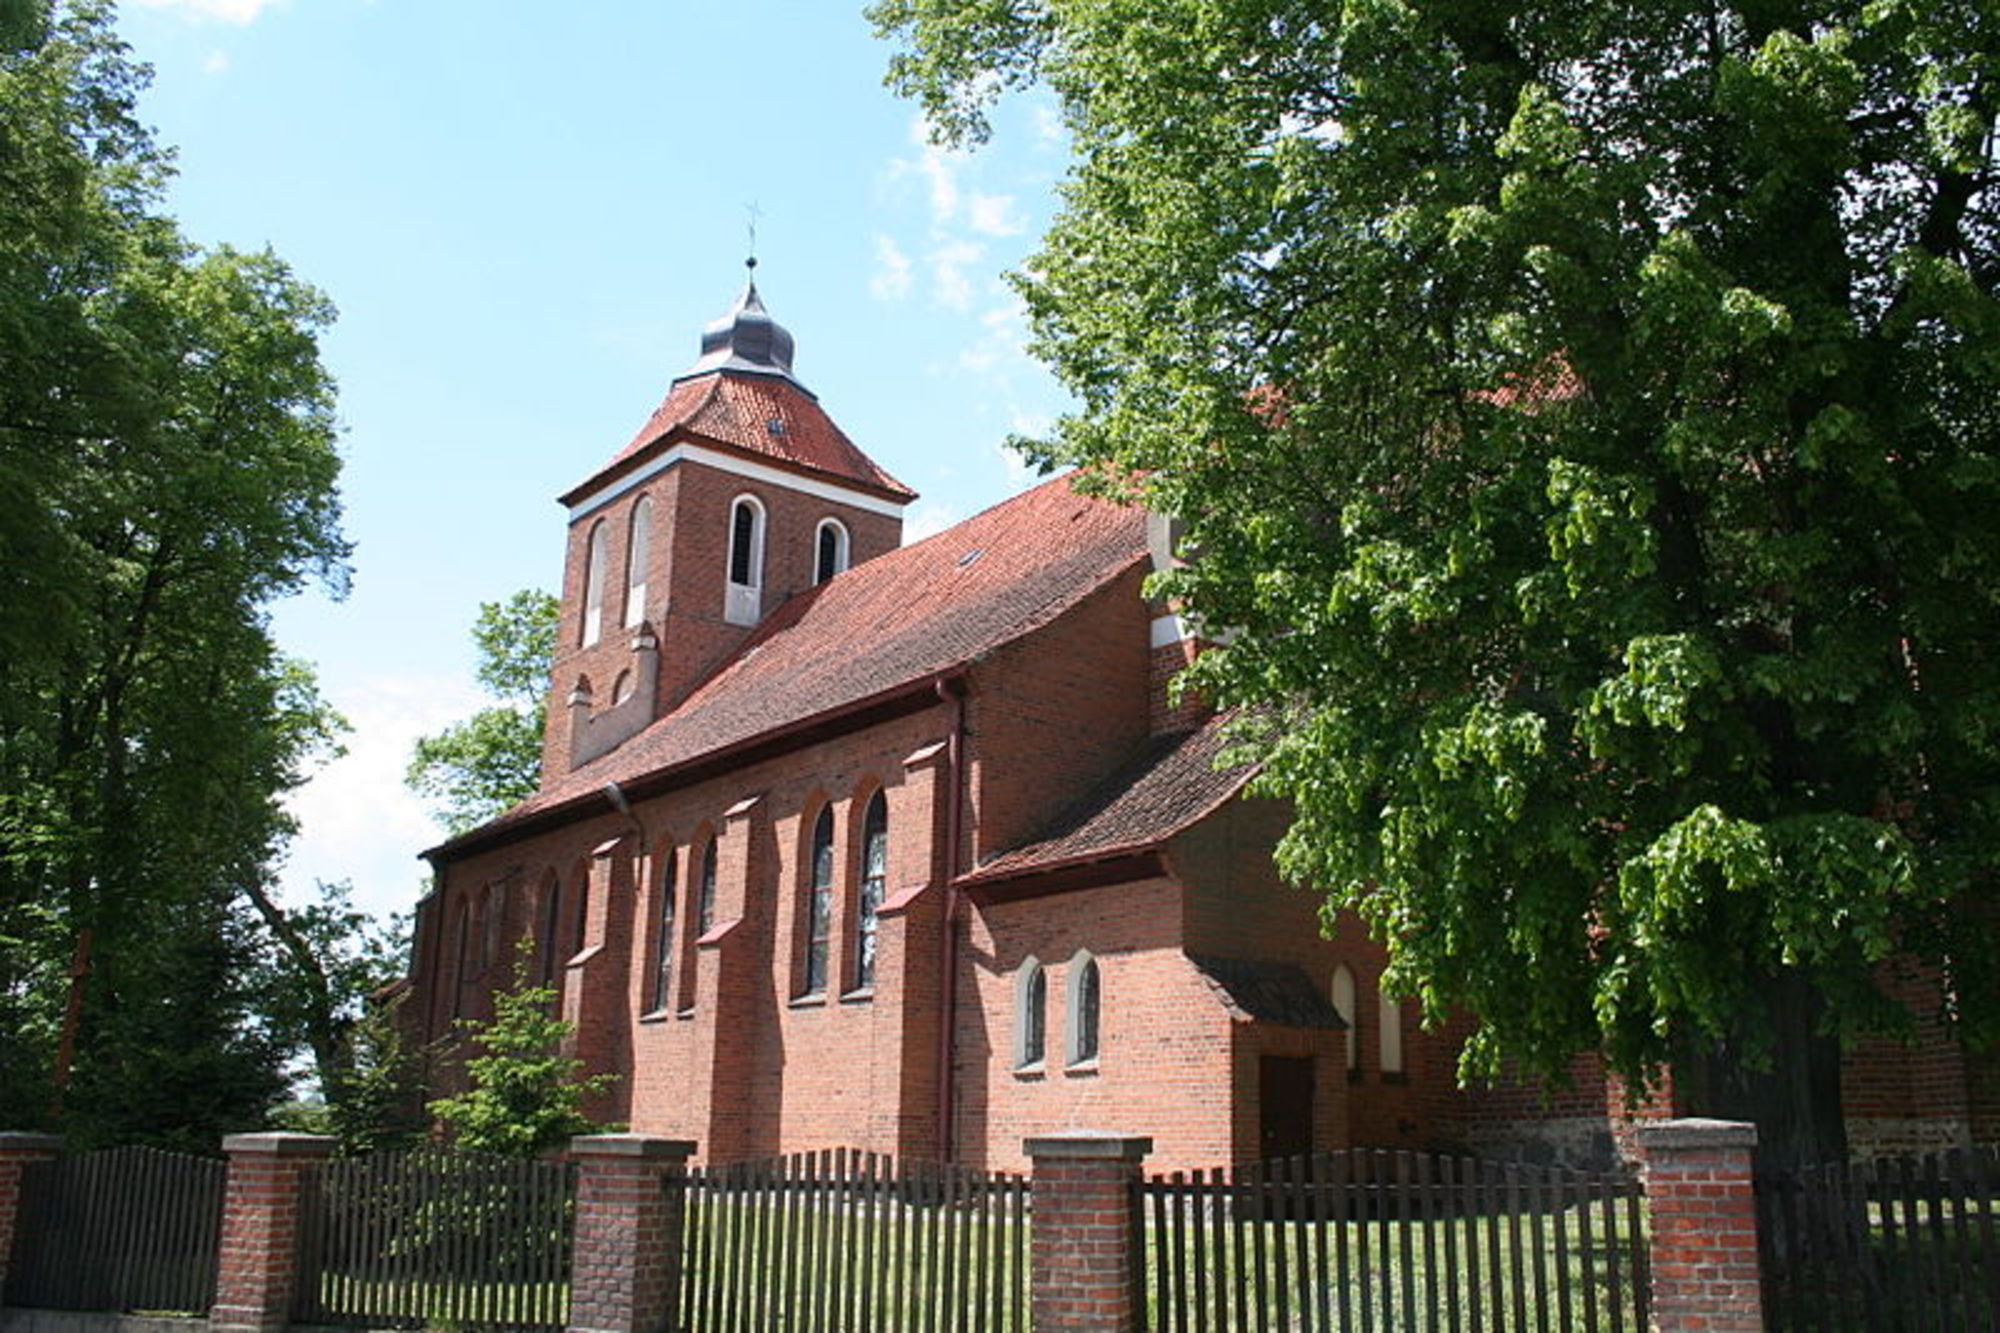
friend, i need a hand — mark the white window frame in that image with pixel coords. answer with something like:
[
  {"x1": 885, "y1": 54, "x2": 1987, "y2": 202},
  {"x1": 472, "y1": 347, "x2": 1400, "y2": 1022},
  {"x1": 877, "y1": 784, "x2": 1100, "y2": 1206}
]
[
  {"x1": 814, "y1": 517, "x2": 850, "y2": 584},
  {"x1": 725, "y1": 494, "x2": 766, "y2": 626}
]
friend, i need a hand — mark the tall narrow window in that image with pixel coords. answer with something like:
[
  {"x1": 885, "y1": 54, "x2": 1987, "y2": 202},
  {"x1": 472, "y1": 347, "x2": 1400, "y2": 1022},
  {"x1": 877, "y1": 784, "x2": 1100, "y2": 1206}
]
[
  {"x1": 1331, "y1": 964, "x2": 1358, "y2": 1075},
  {"x1": 815, "y1": 518, "x2": 849, "y2": 584},
  {"x1": 725, "y1": 496, "x2": 765, "y2": 625},
  {"x1": 537, "y1": 872, "x2": 562, "y2": 984},
  {"x1": 697, "y1": 838, "x2": 718, "y2": 935},
  {"x1": 802, "y1": 807, "x2": 834, "y2": 995},
  {"x1": 624, "y1": 496, "x2": 652, "y2": 629},
  {"x1": 581, "y1": 520, "x2": 609, "y2": 646},
  {"x1": 452, "y1": 900, "x2": 473, "y2": 1017},
  {"x1": 1016, "y1": 958, "x2": 1046, "y2": 1068},
  {"x1": 651, "y1": 846, "x2": 678, "y2": 1012},
  {"x1": 570, "y1": 869, "x2": 590, "y2": 960},
  {"x1": 1067, "y1": 952, "x2": 1101, "y2": 1065},
  {"x1": 855, "y1": 791, "x2": 887, "y2": 989},
  {"x1": 1379, "y1": 987, "x2": 1405, "y2": 1075}
]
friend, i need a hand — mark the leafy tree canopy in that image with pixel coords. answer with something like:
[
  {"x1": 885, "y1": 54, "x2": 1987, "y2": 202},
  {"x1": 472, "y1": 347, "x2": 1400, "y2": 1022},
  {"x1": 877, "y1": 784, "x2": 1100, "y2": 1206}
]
[
  {"x1": 0, "y1": 0, "x2": 350, "y2": 1145},
  {"x1": 407, "y1": 589, "x2": 557, "y2": 836},
  {"x1": 874, "y1": 0, "x2": 2000, "y2": 1160}
]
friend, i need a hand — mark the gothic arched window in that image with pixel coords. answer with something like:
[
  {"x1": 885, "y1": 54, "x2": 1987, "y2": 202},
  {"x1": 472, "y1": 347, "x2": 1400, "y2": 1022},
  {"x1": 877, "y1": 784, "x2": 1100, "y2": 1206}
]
[
  {"x1": 1067, "y1": 952, "x2": 1101, "y2": 1066},
  {"x1": 855, "y1": 790, "x2": 887, "y2": 989},
  {"x1": 1016, "y1": 957, "x2": 1047, "y2": 1068},
  {"x1": 802, "y1": 806, "x2": 834, "y2": 995},
  {"x1": 815, "y1": 518, "x2": 850, "y2": 585}
]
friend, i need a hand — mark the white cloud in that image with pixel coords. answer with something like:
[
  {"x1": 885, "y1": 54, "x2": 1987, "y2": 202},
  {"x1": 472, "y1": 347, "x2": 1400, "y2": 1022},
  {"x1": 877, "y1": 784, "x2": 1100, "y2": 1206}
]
[
  {"x1": 930, "y1": 240, "x2": 983, "y2": 312},
  {"x1": 277, "y1": 672, "x2": 483, "y2": 923},
  {"x1": 869, "y1": 234, "x2": 913, "y2": 301},
  {"x1": 131, "y1": 0, "x2": 287, "y2": 24},
  {"x1": 203, "y1": 49, "x2": 230, "y2": 74},
  {"x1": 966, "y1": 193, "x2": 1023, "y2": 238},
  {"x1": 902, "y1": 502, "x2": 963, "y2": 544}
]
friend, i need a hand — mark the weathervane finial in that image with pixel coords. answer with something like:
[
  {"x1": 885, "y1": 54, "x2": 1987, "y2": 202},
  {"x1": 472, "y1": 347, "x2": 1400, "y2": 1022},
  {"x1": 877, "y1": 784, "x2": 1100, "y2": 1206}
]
[{"x1": 745, "y1": 201, "x2": 765, "y2": 274}]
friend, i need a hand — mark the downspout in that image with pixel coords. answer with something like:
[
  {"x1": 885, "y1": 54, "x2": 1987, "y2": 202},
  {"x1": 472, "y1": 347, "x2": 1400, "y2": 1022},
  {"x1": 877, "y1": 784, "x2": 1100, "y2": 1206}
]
[{"x1": 933, "y1": 675, "x2": 968, "y2": 1161}]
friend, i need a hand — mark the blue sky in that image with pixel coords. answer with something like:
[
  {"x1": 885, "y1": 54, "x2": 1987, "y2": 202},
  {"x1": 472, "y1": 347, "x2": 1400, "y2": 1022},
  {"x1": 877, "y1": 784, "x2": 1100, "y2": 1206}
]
[{"x1": 117, "y1": 0, "x2": 1068, "y2": 925}]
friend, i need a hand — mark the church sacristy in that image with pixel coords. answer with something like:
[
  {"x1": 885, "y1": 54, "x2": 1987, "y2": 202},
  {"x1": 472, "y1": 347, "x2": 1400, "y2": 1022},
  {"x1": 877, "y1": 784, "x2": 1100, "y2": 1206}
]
[{"x1": 400, "y1": 277, "x2": 1996, "y2": 1171}]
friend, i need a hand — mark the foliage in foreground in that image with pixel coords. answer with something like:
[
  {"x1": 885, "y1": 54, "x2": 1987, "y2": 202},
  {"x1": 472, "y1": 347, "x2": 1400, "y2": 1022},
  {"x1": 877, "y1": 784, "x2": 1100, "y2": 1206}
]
[
  {"x1": 873, "y1": 0, "x2": 2000, "y2": 1160},
  {"x1": 430, "y1": 940, "x2": 616, "y2": 1155}
]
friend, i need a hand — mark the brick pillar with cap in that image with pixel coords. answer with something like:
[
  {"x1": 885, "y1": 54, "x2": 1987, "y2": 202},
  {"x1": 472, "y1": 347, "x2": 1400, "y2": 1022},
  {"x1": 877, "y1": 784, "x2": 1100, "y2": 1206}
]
[
  {"x1": 1637, "y1": 1118, "x2": 1765, "y2": 1333},
  {"x1": 209, "y1": 1132, "x2": 335, "y2": 1333},
  {"x1": 0, "y1": 1132, "x2": 60, "y2": 1295},
  {"x1": 1025, "y1": 1131, "x2": 1153, "y2": 1333},
  {"x1": 567, "y1": 1134, "x2": 696, "y2": 1333}
]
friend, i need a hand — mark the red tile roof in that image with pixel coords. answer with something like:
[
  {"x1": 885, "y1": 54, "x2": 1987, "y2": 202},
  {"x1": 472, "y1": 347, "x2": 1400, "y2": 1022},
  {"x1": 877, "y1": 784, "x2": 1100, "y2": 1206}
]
[
  {"x1": 960, "y1": 710, "x2": 1255, "y2": 886},
  {"x1": 435, "y1": 474, "x2": 1150, "y2": 857},
  {"x1": 560, "y1": 372, "x2": 916, "y2": 507}
]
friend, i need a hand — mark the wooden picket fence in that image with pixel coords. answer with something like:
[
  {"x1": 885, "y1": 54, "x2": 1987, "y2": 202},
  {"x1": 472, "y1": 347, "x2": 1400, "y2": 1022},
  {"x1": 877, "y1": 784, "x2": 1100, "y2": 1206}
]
[
  {"x1": 1141, "y1": 1150, "x2": 1649, "y2": 1333},
  {"x1": 681, "y1": 1148, "x2": 1030, "y2": 1333},
  {"x1": 1756, "y1": 1146, "x2": 2000, "y2": 1332},
  {"x1": 0, "y1": 1145, "x2": 224, "y2": 1315},
  {"x1": 291, "y1": 1145, "x2": 577, "y2": 1331}
]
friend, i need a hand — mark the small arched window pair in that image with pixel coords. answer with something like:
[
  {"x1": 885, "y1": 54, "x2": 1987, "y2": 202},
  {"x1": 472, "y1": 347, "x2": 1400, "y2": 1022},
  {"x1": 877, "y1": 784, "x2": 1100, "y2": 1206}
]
[{"x1": 1015, "y1": 951, "x2": 1100, "y2": 1069}]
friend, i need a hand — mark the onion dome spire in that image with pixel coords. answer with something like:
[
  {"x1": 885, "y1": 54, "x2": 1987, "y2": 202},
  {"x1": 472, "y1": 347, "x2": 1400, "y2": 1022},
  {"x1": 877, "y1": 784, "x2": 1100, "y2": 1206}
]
[{"x1": 678, "y1": 256, "x2": 804, "y2": 390}]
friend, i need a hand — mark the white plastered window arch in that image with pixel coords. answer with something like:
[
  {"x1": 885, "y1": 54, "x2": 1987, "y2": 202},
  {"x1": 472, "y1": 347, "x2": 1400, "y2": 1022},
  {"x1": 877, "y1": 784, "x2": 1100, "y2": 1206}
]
[{"x1": 725, "y1": 494, "x2": 767, "y2": 626}]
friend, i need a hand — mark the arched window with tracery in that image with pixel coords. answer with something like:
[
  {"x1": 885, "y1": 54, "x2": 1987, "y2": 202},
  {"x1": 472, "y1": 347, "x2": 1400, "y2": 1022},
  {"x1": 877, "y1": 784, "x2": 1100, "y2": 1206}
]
[
  {"x1": 855, "y1": 790, "x2": 887, "y2": 989},
  {"x1": 801, "y1": 806, "x2": 834, "y2": 995}
]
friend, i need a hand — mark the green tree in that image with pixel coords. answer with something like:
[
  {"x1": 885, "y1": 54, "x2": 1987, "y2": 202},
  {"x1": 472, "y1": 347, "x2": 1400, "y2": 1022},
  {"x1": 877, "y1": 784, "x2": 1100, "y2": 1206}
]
[
  {"x1": 245, "y1": 878, "x2": 420, "y2": 1149},
  {"x1": 874, "y1": 0, "x2": 2000, "y2": 1165},
  {"x1": 0, "y1": 0, "x2": 350, "y2": 1145},
  {"x1": 406, "y1": 589, "x2": 558, "y2": 835},
  {"x1": 429, "y1": 940, "x2": 615, "y2": 1156}
]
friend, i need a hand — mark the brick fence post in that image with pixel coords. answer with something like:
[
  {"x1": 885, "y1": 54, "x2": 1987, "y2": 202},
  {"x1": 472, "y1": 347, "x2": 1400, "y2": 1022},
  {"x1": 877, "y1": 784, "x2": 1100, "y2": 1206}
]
[
  {"x1": 567, "y1": 1134, "x2": 696, "y2": 1333},
  {"x1": 1025, "y1": 1131, "x2": 1153, "y2": 1333},
  {"x1": 1637, "y1": 1118, "x2": 1764, "y2": 1333},
  {"x1": 0, "y1": 1132, "x2": 61, "y2": 1296},
  {"x1": 209, "y1": 1132, "x2": 335, "y2": 1333}
]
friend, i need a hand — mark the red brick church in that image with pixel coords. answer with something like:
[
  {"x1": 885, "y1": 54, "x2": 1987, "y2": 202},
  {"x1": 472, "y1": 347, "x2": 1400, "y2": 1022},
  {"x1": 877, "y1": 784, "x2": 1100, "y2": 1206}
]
[{"x1": 402, "y1": 278, "x2": 1994, "y2": 1171}]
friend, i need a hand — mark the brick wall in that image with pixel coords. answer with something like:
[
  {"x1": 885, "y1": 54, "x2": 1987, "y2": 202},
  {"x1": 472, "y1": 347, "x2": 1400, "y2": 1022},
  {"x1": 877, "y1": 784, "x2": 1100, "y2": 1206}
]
[
  {"x1": 958, "y1": 877, "x2": 1236, "y2": 1172},
  {"x1": 1637, "y1": 1119, "x2": 1764, "y2": 1332},
  {"x1": 209, "y1": 1133, "x2": 334, "y2": 1333}
]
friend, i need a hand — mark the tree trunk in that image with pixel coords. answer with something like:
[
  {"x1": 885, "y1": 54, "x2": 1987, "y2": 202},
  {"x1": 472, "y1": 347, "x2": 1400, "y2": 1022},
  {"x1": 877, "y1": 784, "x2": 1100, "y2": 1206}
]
[{"x1": 1677, "y1": 967, "x2": 1847, "y2": 1172}]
